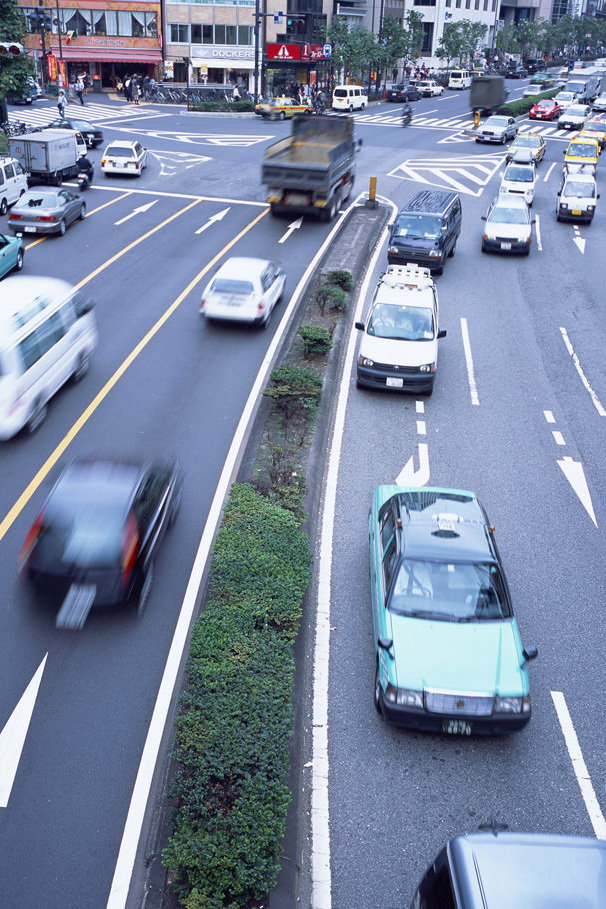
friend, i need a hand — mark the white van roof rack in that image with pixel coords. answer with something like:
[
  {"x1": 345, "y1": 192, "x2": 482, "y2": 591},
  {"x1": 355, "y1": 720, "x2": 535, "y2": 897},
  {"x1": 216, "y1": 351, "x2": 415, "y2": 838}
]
[{"x1": 382, "y1": 263, "x2": 434, "y2": 290}]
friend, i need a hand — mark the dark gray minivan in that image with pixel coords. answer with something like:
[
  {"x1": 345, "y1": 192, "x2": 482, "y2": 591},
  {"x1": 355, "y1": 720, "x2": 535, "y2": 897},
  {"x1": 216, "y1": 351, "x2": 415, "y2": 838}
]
[
  {"x1": 410, "y1": 831, "x2": 606, "y2": 908},
  {"x1": 388, "y1": 190, "x2": 462, "y2": 274}
]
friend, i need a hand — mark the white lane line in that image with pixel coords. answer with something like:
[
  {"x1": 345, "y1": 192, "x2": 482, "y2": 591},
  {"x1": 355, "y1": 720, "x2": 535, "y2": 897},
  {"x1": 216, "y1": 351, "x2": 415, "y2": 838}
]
[
  {"x1": 460, "y1": 317, "x2": 479, "y2": 406},
  {"x1": 311, "y1": 195, "x2": 397, "y2": 909},
  {"x1": 552, "y1": 430, "x2": 566, "y2": 445},
  {"x1": 544, "y1": 162, "x2": 557, "y2": 182},
  {"x1": 417, "y1": 420, "x2": 426, "y2": 435},
  {"x1": 560, "y1": 326, "x2": 606, "y2": 416},
  {"x1": 416, "y1": 400, "x2": 425, "y2": 414},
  {"x1": 535, "y1": 213, "x2": 543, "y2": 252},
  {"x1": 106, "y1": 194, "x2": 364, "y2": 909},
  {"x1": 551, "y1": 691, "x2": 606, "y2": 839},
  {"x1": 544, "y1": 409, "x2": 555, "y2": 423}
]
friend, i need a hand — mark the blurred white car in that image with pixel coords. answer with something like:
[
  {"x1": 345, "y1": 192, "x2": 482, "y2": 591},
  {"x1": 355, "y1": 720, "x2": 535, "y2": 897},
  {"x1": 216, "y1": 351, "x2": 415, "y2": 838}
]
[
  {"x1": 592, "y1": 92, "x2": 606, "y2": 112},
  {"x1": 200, "y1": 257, "x2": 286, "y2": 327},
  {"x1": 522, "y1": 85, "x2": 543, "y2": 98},
  {"x1": 101, "y1": 140, "x2": 148, "y2": 177},
  {"x1": 500, "y1": 158, "x2": 536, "y2": 206},
  {"x1": 417, "y1": 80, "x2": 444, "y2": 97},
  {"x1": 555, "y1": 90, "x2": 578, "y2": 110}
]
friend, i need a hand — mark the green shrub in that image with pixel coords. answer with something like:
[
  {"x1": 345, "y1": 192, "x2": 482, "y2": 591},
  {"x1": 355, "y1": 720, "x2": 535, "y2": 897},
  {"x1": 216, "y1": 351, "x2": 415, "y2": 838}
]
[
  {"x1": 188, "y1": 100, "x2": 254, "y2": 113},
  {"x1": 298, "y1": 325, "x2": 333, "y2": 358},
  {"x1": 325, "y1": 268, "x2": 353, "y2": 292},
  {"x1": 163, "y1": 483, "x2": 311, "y2": 907},
  {"x1": 328, "y1": 286, "x2": 347, "y2": 312},
  {"x1": 263, "y1": 364, "x2": 323, "y2": 425},
  {"x1": 498, "y1": 88, "x2": 559, "y2": 117},
  {"x1": 313, "y1": 282, "x2": 347, "y2": 316},
  {"x1": 0, "y1": 132, "x2": 7, "y2": 156}
]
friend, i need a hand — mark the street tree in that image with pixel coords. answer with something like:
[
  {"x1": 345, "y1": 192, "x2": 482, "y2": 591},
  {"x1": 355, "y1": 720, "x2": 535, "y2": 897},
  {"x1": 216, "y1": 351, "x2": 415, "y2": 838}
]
[
  {"x1": 436, "y1": 22, "x2": 465, "y2": 69},
  {"x1": 0, "y1": 0, "x2": 35, "y2": 114},
  {"x1": 459, "y1": 19, "x2": 488, "y2": 65}
]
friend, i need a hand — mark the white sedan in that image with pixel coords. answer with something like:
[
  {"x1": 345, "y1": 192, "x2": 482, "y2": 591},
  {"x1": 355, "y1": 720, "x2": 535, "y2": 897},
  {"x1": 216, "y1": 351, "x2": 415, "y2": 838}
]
[
  {"x1": 101, "y1": 140, "x2": 148, "y2": 177},
  {"x1": 416, "y1": 80, "x2": 444, "y2": 97},
  {"x1": 200, "y1": 257, "x2": 286, "y2": 327}
]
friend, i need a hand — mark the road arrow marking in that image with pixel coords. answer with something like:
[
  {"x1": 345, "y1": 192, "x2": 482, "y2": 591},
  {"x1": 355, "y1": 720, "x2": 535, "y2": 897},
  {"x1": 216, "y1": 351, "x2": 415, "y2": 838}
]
[
  {"x1": 195, "y1": 207, "x2": 230, "y2": 234},
  {"x1": 557, "y1": 455, "x2": 597, "y2": 526},
  {"x1": 279, "y1": 217, "x2": 303, "y2": 244},
  {"x1": 114, "y1": 200, "x2": 158, "y2": 225},
  {"x1": 396, "y1": 442, "x2": 430, "y2": 487},
  {"x1": 0, "y1": 654, "x2": 48, "y2": 808}
]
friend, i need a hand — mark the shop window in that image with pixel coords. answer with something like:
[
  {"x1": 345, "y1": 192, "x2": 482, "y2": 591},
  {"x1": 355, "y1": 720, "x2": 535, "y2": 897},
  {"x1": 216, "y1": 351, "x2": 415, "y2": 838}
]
[
  {"x1": 238, "y1": 26, "x2": 253, "y2": 44},
  {"x1": 131, "y1": 12, "x2": 146, "y2": 37},
  {"x1": 170, "y1": 23, "x2": 189, "y2": 43},
  {"x1": 145, "y1": 13, "x2": 158, "y2": 38}
]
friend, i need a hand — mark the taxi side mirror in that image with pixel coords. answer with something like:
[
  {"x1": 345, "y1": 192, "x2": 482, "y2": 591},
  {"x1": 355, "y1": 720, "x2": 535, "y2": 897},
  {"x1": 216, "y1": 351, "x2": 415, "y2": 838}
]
[
  {"x1": 481, "y1": 215, "x2": 487, "y2": 221},
  {"x1": 355, "y1": 322, "x2": 364, "y2": 331}
]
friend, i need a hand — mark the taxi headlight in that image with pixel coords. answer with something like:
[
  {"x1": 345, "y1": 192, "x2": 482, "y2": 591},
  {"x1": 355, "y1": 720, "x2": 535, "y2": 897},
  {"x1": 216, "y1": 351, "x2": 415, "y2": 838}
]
[
  {"x1": 588, "y1": 204, "x2": 596, "y2": 211},
  {"x1": 495, "y1": 695, "x2": 530, "y2": 714},
  {"x1": 385, "y1": 684, "x2": 423, "y2": 709},
  {"x1": 357, "y1": 355, "x2": 374, "y2": 368}
]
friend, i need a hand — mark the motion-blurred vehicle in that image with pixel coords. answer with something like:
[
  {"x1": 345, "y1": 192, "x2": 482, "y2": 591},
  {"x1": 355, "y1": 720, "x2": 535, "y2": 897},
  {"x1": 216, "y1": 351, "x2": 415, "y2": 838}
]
[
  {"x1": 258, "y1": 97, "x2": 312, "y2": 120},
  {"x1": 47, "y1": 117, "x2": 104, "y2": 148},
  {"x1": 369, "y1": 486, "x2": 537, "y2": 734},
  {"x1": 530, "y1": 72, "x2": 554, "y2": 86},
  {"x1": 500, "y1": 156, "x2": 537, "y2": 205},
  {"x1": 592, "y1": 91, "x2": 606, "y2": 111},
  {"x1": 506, "y1": 65, "x2": 528, "y2": 78},
  {"x1": 0, "y1": 155, "x2": 28, "y2": 214},
  {"x1": 558, "y1": 103, "x2": 592, "y2": 129},
  {"x1": 8, "y1": 187, "x2": 86, "y2": 236},
  {"x1": 20, "y1": 458, "x2": 182, "y2": 628},
  {"x1": 529, "y1": 98, "x2": 561, "y2": 120},
  {"x1": 101, "y1": 140, "x2": 148, "y2": 177},
  {"x1": 556, "y1": 171, "x2": 599, "y2": 223},
  {"x1": 475, "y1": 114, "x2": 518, "y2": 144},
  {"x1": 481, "y1": 194, "x2": 534, "y2": 255},
  {"x1": 522, "y1": 84, "x2": 544, "y2": 98},
  {"x1": 7, "y1": 77, "x2": 39, "y2": 104},
  {"x1": 0, "y1": 232, "x2": 24, "y2": 278},
  {"x1": 386, "y1": 83, "x2": 421, "y2": 102},
  {"x1": 200, "y1": 257, "x2": 286, "y2": 327},
  {"x1": 506, "y1": 133, "x2": 546, "y2": 163},
  {"x1": 355, "y1": 264, "x2": 446, "y2": 395},
  {"x1": 578, "y1": 117, "x2": 606, "y2": 149}
]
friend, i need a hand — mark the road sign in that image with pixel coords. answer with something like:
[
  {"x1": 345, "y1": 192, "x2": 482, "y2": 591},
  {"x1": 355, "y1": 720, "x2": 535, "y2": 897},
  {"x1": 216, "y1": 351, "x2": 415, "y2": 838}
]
[{"x1": 323, "y1": 43, "x2": 332, "y2": 58}]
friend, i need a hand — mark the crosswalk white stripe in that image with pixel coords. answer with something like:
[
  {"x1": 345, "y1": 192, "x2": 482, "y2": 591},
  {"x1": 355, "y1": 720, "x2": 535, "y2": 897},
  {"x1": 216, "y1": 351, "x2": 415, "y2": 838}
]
[{"x1": 8, "y1": 101, "x2": 162, "y2": 127}]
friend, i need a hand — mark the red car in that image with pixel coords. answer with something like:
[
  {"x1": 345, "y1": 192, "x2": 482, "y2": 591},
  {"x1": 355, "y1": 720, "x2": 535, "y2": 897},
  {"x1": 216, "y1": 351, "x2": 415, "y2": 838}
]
[{"x1": 529, "y1": 98, "x2": 561, "y2": 120}]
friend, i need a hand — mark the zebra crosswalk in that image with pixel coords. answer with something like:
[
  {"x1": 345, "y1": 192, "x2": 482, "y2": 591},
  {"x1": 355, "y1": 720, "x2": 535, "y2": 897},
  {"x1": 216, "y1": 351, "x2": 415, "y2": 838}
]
[
  {"x1": 353, "y1": 109, "x2": 582, "y2": 141},
  {"x1": 8, "y1": 100, "x2": 167, "y2": 130}
]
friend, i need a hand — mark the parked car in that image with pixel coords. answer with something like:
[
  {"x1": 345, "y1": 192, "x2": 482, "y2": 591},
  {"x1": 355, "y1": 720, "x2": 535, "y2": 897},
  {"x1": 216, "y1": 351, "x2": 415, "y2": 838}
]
[
  {"x1": 20, "y1": 458, "x2": 183, "y2": 628},
  {"x1": 369, "y1": 485, "x2": 537, "y2": 734},
  {"x1": 355, "y1": 264, "x2": 446, "y2": 395},
  {"x1": 475, "y1": 115, "x2": 518, "y2": 144},
  {"x1": 481, "y1": 194, "x2": 534, "y2": 255},
  {"x1": 8, "y1": 187, "x2": 86, "y2": 236},
  {"x1": 556, "y1": 171, "x2": 599, "y2": 223},
  {"x1": 200, "y1": 257, "x2": 286, "y2": 327}
]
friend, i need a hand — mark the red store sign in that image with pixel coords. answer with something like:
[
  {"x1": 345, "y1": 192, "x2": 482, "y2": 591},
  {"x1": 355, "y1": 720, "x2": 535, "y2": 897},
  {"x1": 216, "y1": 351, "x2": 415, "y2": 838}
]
[{"x1": 266, "y1": 43, "x2": 326, "y2": 61}]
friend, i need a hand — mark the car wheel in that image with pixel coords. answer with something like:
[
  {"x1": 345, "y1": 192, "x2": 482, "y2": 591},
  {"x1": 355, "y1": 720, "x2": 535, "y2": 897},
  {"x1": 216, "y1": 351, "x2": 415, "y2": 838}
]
[
  {"x1": 87, "y1": 138, "x2": 94, "y2": 148},
  {"x1": 54, "y1": 171, "x2": 62, "y2": 186},
  {"x1": 79, "y1": 203, "x2": 86, "y2": 220},
  {"x1": 279, "y1": 111, "x2": 285, "y2": 121},
  {"x1": 72, "y1": 350, "x2": 90, "y2": 382},
  {"x1": 136, "y1": 563, "x2": 154, "y2": 617},
  {"x1": 360, "y1": 102, "x2": 366, "y2": 110},
  {"x1": 168, "y1": 487, "x2": 182, "y2": 528},
  {"x1": 349, "y1": 105, "x2": 354, "y2": 113},
  {"x1": 0, "y1": 198, "x2": 7, "y2": 216},
  {"x1": 448, "y1": 242, "x2": 456, "y2": 258},
  {"x1": 15, "y1": 248, "x2": 24, "y2": 271},
  {"x1": 58, "y1": 219, "x2": 66, "y2": 236},
  {"x1": 27, "y1": 398, "x2": 47, "y2": 434},
  {"x1": 374, "y1": 661, "x2": 384, "y2": 715}
]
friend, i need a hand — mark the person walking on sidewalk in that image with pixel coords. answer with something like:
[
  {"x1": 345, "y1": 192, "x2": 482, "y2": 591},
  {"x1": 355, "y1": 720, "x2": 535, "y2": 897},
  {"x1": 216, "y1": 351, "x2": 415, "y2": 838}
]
[{"x1": 75, "y1": 76, "x2": 85, "y2": 105}]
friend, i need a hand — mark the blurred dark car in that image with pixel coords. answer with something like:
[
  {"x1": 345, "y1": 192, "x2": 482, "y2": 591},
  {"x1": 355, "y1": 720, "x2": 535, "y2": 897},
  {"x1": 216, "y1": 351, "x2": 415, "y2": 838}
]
[
  {"x1": 47, "y1": 117, "x2": 104, "y2": 148},
  {"x1": 506, "y1": 66, "x2": 528, "y2": 79},
  {"x1": 524, "y1": 58, "x2": 544, "y2": 74},
  {"x1": 387, "y1": 83, "x2": 421, "y2": 102},
  {"x1": 20, "y1": 458, "x2": 182, "y2": 626}
]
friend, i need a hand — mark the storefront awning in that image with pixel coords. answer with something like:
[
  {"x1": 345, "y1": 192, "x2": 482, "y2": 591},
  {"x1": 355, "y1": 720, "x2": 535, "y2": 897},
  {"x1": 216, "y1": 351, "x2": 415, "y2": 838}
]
[
  {"x1": 190, "y1": 57, "x2": 254, "y2": 71},
  {"x1": 49, "y1": 45, "x2": 162, "y2": 63}
]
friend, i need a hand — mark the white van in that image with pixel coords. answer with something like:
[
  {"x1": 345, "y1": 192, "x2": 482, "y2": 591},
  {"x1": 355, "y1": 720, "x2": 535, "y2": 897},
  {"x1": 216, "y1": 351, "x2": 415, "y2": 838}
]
[
  {"x1": 448, "y1": 70, "x2": 472, "y2": 90},
  {"x1": 0, "y1": 275, "x2": 97, "y2": 438},
  {"x1": 0, "y1": 156, "x2": 28, "y2": 216},
  {"x1": 332, "y1": 85, "x2": 367, "y2": 112}
]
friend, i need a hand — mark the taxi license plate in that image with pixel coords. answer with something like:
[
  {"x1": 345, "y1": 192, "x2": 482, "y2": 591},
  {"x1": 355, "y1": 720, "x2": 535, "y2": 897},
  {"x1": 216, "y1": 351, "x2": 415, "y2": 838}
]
[
  {"x1": 442, "y1": 719, "x2": 472, "y2": 735},
  {"x1": 501, "y1": 242, "x2": 512, "y2": 250},
  {"x1": 386, "y1": 377, "x2": 404, "y2": 388},
  {"x1": 572, "y1": 210, "x2": 582, "y2": 215},
  {"x1": 24, "y1": 226, "x2": 36, "y2": 232}
]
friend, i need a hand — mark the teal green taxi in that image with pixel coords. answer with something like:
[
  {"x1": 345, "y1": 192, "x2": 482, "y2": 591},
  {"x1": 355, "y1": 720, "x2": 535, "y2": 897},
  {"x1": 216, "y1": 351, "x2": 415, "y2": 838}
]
[
  {"x1": 0, "y1": 232, "x2": 24, "y2": 280},
  {"x1": 370, "y1": 486, "x2": 538, "y2": 735}
]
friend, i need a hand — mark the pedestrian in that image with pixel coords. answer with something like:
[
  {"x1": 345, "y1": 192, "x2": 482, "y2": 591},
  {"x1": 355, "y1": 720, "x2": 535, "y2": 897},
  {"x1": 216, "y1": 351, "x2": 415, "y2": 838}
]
[
  {"x1": 232, "y1": 83, "x2": 241, "y2": 102},
  {"x1": 124, "y1": 76, "x2": 132, "y2": 102},
  {"x1": 143, "y1": 74, "x2": 150, "y2": 100},
  {"x1": 57, "y1": 88, "x2": 67, "y2": 117},
  {"x1": 83, "y1": 72, "x2": 91, "y2": 97},
  {"x1": 132, "y1": 77, "x2": 140, "y2": 104},
  {"x1": 75, "y1": 75, "x2": 85, "y2": 105}
]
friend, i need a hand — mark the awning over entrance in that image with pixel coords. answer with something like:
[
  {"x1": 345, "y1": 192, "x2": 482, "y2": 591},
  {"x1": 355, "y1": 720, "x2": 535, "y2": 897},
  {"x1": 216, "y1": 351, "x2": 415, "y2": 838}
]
[
  {"x1": 49, "y1": 45, "x2": 162, "y2": 63},
  {"x1": 191, "y1": 58, "x2": 254, "y2": 70}
]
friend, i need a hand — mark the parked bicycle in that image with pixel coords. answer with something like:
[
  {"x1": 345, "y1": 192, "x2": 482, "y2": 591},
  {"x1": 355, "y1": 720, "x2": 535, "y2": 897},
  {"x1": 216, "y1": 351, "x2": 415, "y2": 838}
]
[{"x1": 1, "y1": 120, "x2": 28, "y2": 137}]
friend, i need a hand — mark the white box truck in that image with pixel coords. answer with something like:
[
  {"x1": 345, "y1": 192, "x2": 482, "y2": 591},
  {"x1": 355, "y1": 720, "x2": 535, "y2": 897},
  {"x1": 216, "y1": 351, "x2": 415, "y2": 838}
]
[{"x1": 8, "y1": 129, "x2": 79, "y2": 186}]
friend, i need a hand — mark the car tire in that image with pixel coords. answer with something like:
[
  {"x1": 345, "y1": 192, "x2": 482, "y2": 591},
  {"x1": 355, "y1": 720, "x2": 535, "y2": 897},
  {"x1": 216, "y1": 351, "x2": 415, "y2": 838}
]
[
  {"x1": 360, "y1": 102, "x2": 366, "y2": 110},
  {"x1": 15, "y1": 248, "x2": 24, "y2": 271},
  {"x1": 79, "y1": 203, "x2": 86, "y2": 220},
  {"x1": 448, "y1": 242, "x2": 456, "y2": 258},
  {"x1": 349, "y1": 105, "x2": 354, "y2": 113},
  {"x1": 136, "y1": 563, "x2": 153, "y2": 617},
  {"x1": 72, "y1": 350, "x2": 90, "y2": 382},
  {"x1": 279, "y1": 111, "x2": 285, "y2": 121},
  {"x1": 58, "y1": 219, "x2": 66, "y2": 236},
  {"x1": 0, "y1": 198, "x2": 7, "y2": 216},
  {"x1": 168, "y1": 488, "x2": 182, "y2": 529},
  {"x1": 54, "y1": 171, "x2": 62, "y2": 186},
  {"x1": 374, "y1": 661, "x2": 384, "y2": 715},
  {"x1": 27, "y1": 398, "x2": 47, "y2": 434}
]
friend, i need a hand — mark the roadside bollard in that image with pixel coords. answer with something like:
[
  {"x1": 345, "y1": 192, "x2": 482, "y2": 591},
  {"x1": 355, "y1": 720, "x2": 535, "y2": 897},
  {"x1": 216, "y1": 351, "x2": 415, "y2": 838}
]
[
  {"x1": 474, "y1": 110, "x2": 480, "y2": 129},
  {"x1": 366, "y1": 176, "x2": 378, "y2": 209}
]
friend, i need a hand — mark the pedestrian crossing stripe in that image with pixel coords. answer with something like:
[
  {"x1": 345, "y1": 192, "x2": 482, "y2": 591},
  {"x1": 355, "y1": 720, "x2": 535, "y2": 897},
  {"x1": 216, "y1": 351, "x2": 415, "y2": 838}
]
[{"x1": 8, "y1": 102, "x2": 167, "y2": 128}]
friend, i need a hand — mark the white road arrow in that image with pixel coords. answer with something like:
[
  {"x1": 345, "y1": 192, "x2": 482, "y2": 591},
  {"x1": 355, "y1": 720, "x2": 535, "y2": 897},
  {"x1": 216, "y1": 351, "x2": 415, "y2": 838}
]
[
  {"x1": 114, "y1": 200, "x2": 158, "y2": 226},
  {"x1": 396, "y1": 442, "x2": 430, "y2": 487},
  {"x1": 0, "y1": 653, "x2": 47, "y2": 808},
  {"x1": 573, "y1": 236, "x2": 586, "y2": 254},
  {"x1": 278, "y1": 217, "x2": 303, "y2": 244},
  {"x1": 195, "y1": 207, "x2": 230, "y2": 235},
  {"x1": 557, "y1": 455, "x2": 597, "y2": 526}
]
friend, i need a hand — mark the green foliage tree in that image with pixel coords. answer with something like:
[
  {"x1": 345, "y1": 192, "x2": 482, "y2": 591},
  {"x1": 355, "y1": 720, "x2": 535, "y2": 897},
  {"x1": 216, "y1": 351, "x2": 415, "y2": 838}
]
[
  {"x1": 404, "y1": 10, "x2": 425, "y2": 64},
  {"x1": 0, "y1": 0, "x2": 35, "y2": 105},
  {"x1": 437, "y1": 22, "x2": 465, "y2": 69},
  {"x1": 459, "y1": 19, "x2": 488, "y2": 65}
]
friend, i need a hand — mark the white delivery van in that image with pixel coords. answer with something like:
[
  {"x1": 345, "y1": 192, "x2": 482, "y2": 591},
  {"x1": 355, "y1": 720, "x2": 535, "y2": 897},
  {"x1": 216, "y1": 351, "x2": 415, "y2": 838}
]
[
  {"x1": 0, "y1": 156, "x2": 28, "y2": 215},
  {"x1": 332, "y1": 85, "x2": 367, "y2": 112},
  {"x1": 0, "y1": 275, "x2": 97, "y2": 438},
  {"x1": 448, "y1": 70, "x2": 472, "y2": 90}
]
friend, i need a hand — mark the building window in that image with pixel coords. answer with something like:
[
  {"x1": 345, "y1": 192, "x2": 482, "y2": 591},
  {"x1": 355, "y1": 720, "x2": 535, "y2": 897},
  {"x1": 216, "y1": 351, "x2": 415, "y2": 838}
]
[
  {"x1": 421, "y1": 21, "x2": 433, "y2": 53},
  {"x1": 145, "y1": 13, "x2": 158, "y2": 37},
  {"x1": 445, "y1": 0, "x2": 451, "y2": 5},
  {"x1": 238, "y1": 25, "x2": 253, "y2": 44},
  {"x1": 414, "y1": 0, "x2": 436, "y2": 6},
  {"x1": 475, "y1": 0, "x2": 479, "y2": 7},
  {"x1": 63, "y1": 9, "x2": 92, "y2": 36},
  {"x1": 484, "y1": 0, "x2": 488, "y2": 8},
  {"x1": 465, "y1": 0, "x2": 470, "y2": 8},
  {"x1": 225, "y1": 25, "x2": 237, "y2": 43},
  {"x1": 455, "y1": 0, "x2": 461, "y2": 7},
  {"x1": 170, "y1": 23, "x2": 189, "y2": 42}
]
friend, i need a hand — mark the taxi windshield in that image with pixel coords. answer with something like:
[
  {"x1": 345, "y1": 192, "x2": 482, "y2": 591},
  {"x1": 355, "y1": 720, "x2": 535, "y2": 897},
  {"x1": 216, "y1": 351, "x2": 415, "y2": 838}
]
[
  {"x1": 388, "y1": 560, "x2": 511, "y2": 621},
  {"x1": 568, "y1": 144, "x2": 596, "y2": 158}
]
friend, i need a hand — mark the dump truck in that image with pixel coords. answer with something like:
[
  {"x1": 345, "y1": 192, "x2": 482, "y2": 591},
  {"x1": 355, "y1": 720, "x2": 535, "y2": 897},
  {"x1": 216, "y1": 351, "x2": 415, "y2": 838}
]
[
  {"x1": 261, "y1": 116, "x2": 361, "y2": 220},
  {"x1": 470, "y1": 75, "x2": 508, "y2": 115},
  {"x1": 8, "y1": 129, "x2": 79, "y2": 186}
]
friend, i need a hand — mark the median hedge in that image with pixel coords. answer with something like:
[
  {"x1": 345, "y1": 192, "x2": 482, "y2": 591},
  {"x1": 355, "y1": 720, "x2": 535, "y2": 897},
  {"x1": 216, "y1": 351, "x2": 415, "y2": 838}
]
[
  {"x1": 499, "y1": 87, "x2": 560, "y2": 117},
  {"x1": 163, "y1": 483, "x2": 312, "y2": 909}
]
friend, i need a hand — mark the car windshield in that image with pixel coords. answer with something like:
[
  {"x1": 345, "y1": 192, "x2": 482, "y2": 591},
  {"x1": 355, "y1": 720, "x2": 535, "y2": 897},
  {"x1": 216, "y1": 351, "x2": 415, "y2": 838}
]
[
  {"x1": 20, "y1": 193, "x2": 56, "y2": 208},
  {"x1": 514, "y1": 136, "x2": 537, "y2": 147},
  {"x1": 485, "y1": 117, "x2": 508, "y2": 128},
  {"x1": 394, "y1": 214, "x2": 442, "y2": 240},
  {"x1": 504, "y1": 165, "x2": 533, "y2": 182},
  {"x1": 558, "y1": 93, "x2": 574, "y2": 101},
  {"x1": 106, "y1": 147, "x2": 135, "y2": 158},
  {"x1": 563, "y1": 181, "x2": 595, "y2": 198},
  {"x1": 212, "y1": 278, "x2": 254, "y2": 295},
  {"x1": 368, "y1": 304, "x2": 434, "y2": 341},
  {"x1": 489, "y1": 205, "x2": 528, "y2": 224},
  {"x1": 568, "y1": 144, "x2": 596, "y2": 158},
  {"x1": 568, "y1": 107, "x2": 587, "y2": 116},
  {"x1": 583, "y1": 123, "x2": 603, "y2": 131},
  {"x1": 388, "y1": 559, "x2": 511, "y2": 621}
]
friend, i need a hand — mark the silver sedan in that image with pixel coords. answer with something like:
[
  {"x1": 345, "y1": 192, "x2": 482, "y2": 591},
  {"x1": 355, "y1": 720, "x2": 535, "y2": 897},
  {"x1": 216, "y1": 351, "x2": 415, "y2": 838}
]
[{"x1": 7, "y1": 188, "x2": 86, "y2": 237}]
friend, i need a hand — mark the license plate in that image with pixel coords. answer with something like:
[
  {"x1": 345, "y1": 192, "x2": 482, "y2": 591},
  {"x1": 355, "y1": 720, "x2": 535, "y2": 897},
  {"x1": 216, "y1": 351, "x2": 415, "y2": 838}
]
[
  {"x1": 386, "y1": 377, "x2": 404, "y2": 388},
  {"x1": 24, "y1": 226, "x2": 36, "y2": 232},
  {"x1": 572, "y1": 210, "x2": 582, "y2": 215},
  {"x1": 287, "y1": 193, "x2": 309, "y2": 206},
  {"x1": 501, "y1": 242, "x2": 511, "y2": 250},
  {"x1": 442, "y1": 719, "x2": 472, "y2": 735}
]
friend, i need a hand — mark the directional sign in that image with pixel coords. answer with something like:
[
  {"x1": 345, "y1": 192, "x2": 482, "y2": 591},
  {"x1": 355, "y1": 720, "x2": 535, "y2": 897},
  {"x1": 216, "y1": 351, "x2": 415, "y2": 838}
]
[
  {"x1": 0, "y1": 654, "x2": 47, "y2": 808},
  {"x1": 114, "y1": 200, "x2": 158, "y2": 226}
]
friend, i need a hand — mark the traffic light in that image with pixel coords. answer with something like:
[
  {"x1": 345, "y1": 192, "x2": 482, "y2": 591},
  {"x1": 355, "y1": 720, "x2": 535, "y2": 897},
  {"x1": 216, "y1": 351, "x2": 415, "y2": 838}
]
[
  {"x1": 0, "y1": 42, "x2": 25, "y2": 56},
  {"x1": 26, "y1": 10, "x2": 57, "y2": 31}
]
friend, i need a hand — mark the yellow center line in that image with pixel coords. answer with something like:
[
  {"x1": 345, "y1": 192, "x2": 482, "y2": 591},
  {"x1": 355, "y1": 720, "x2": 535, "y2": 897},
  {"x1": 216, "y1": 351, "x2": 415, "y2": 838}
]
[
  {"x1": 0, "y1": 205, "x2": 269, "y2": 542},
  {"x1": 23, "y1": 191, "x2": 134, "y2": 250}
]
